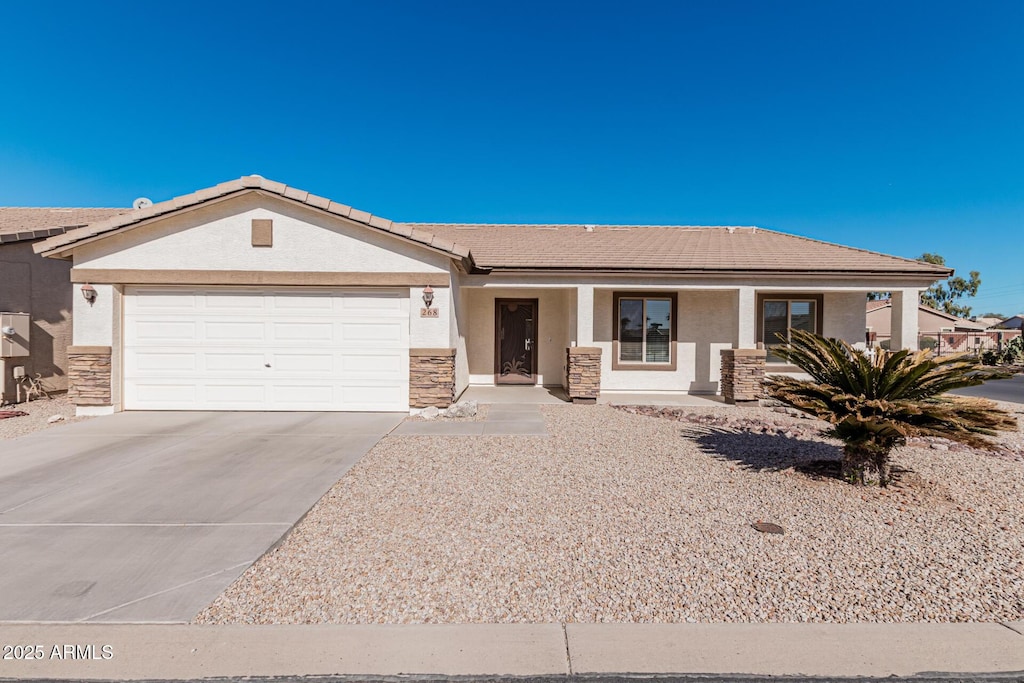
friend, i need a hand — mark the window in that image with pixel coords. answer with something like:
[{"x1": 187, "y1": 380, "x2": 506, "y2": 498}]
[
  {"x1": 613, "y1": 293, "x2": 676, "y2": 369},
  {"x1": 762, "y1": 298, "x2": 818, "y2": 362}
]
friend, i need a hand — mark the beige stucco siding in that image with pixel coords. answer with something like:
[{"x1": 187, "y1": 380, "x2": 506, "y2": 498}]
[
  {"x1": 464, "y1": 288, "x2": 570, "y2": 386},
  {"x1": 71, "y1": 194, "x2": 452, "y2": 274},
  {"x1": 823, "y1": 292, "x2": 868, "y2": 346},
  {"x1": 450, "y1": 270, "x2": 470, "y2": 396},
  {"x1": 595, "y1": 289, "x2": 735, "y2": 393},
  {"x1": 0, "y1": 241, "x2": 74, "y2": 392}
]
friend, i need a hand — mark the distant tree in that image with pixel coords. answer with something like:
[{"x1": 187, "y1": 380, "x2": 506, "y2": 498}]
[
  {"x1": 980, "y1": 312, "x2": 1007, "y2": 319},
  {"x1": 866, "y1": 292, "x2": 889, "y2": 301},
  {"x1": 918, "y1": 253, "x2": 981, "y2": 318}
]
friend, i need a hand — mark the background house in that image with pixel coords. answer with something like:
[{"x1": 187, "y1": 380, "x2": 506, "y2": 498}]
[
  {"x1": 995, "y1": 315, "x2": 1024, "y2": 330},
  {"x1": 866, "y1": 299, "x2": 1019, "y2": 354},
  {"x1": 0, "y1": 208, "x2": 125, "y2": 403}
]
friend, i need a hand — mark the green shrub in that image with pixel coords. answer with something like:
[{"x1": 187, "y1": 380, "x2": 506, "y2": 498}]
[{"x1": 764, "y1": 329, "x2": 1016, "y2": 486}]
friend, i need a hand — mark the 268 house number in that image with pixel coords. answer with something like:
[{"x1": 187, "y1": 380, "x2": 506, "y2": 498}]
[{"x1": 3, "y1": 644, "x2": 113, "y2": 660}]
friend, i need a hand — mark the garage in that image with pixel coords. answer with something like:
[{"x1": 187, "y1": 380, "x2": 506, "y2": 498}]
[{"x1": 124, "y1": 287, "x2": 410, "y2": 411}]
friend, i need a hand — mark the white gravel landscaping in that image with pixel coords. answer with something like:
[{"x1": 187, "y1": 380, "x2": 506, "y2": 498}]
[
  {"x1": 0, "y1": 394, "x2": 87, "y2": 440},
  {"x1": 197, "y1": 402, "x2": 1024, "y2": 624}
]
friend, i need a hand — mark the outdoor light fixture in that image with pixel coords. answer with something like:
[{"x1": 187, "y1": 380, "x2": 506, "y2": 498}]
[
  {"x1": 81, "y1": 283, "x2": 97, "y2": 306},
  {"x1": 422, "y1": 285, "x2": 434, "y2": 309}
]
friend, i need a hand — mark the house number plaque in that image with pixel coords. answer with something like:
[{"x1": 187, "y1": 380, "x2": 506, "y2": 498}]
[{"x1": 420, "y1": 308, "x2": 439, "y2": 318}]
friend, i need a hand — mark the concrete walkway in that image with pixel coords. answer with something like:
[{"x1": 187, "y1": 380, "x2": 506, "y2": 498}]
[
  {"x1": 0, "y1": 622, "x2": 1021, "y2": 679},
  {"x1": 393, "y1": 402, "x2": 548, "y2": 436}
]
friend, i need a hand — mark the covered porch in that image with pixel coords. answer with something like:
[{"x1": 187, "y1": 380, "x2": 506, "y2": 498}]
[{"x1": 454, "y1": 282, "x2": 925, "y2": 405}]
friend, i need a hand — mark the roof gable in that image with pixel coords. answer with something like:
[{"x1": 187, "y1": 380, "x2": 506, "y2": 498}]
[{"x1": 34, "y1": 177, "x2": 473, "y2": 265}]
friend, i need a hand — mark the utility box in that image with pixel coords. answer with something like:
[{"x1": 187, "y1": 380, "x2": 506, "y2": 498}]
[{"x1": 1, "y1": 312, "x2": 30, "y2": 358}]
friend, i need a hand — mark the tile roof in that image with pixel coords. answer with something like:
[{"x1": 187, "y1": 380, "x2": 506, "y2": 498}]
[
  {"x1": 34, "y1": 177, "x2": 471, "y2": 261},
  {"x1": 0, "y1": 207, "x2": 127, "y2": 244},
  {"x1": 404, "y1": 223, "x2": 952, "y2": 276},
  {"x1": 29, "y1": 176, "x2": 952, "y2": 279}
]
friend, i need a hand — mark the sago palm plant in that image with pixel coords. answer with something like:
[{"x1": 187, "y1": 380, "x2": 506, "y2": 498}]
[{"x1": 763, "y1": 329, "x2": 1017, "y2": 486}]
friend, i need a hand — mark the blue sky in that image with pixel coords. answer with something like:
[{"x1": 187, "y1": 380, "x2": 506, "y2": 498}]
[{"x1": 2, "y1": 1, "x2": 1021, "y2": 315}]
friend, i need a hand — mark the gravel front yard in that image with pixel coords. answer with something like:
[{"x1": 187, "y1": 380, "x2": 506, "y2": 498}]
[
  {"x1": 197, "y1": 403, "x2": 1024, "y2": 624},
  {"x1": 0, "y1": 394, "x2": 86, "y2": 440}
]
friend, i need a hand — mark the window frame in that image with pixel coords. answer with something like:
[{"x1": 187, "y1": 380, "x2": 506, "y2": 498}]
[
  {"x1": 611, "y1": 291, "x2": 678, "y2": 371},
  {"x1": 756, "y1": 293, "x2": 823, "y2": 364}
]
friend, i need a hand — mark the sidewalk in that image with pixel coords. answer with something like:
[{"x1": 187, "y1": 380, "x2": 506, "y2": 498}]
[{"x1": 1, "y1": 622, "x2": 1022, "y2": 680}]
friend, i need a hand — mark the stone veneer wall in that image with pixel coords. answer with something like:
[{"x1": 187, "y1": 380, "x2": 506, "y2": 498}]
[
  {"x1": 720, "y1": 348, "x2": 767, "y2": 405},
  {"x1": 409, "y1": 348, "x2": 456, "y2": 409},
  {"x1": 567, "y1": 346, "x2": 601, "y2": 404},
  {"x1": 67, "y1": 345, "x2": 112, "y2": 406}
]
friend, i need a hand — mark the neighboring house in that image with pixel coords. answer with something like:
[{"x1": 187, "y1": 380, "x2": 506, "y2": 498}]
[
  {"x1": 995, "y1": 315, "x2": 1024, "y2": 330},
  {"x1": 866, "y1": 299, "x2": 987, "y2": 336},
  {"x1": 34, "y1": 176, "x2": 950, "y2": 415},
  {"x1": 0, "y1": 207, "x2": 125, "y2": 403},
  {"x1": 866, "y1": 299, "x2": 1021, "y2": 354},
  {"x1": 973, "y1": 316, "x2": 1005, "y2": 329}
]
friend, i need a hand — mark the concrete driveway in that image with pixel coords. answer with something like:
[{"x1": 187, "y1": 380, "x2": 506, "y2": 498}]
[{"x1": 0, "y1": 411, "x2": 402, "y2": 623}]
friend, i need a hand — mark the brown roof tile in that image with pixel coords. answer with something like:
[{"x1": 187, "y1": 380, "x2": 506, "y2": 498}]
[
  {"x1": 403, "y1": 223, "x2": 951, "y2": 276},
  {"x1": 0, "y1": 207, "x2": 127, "y2": 243},
  {"x1": 24, "y1": 177, "x2": 951, "y2": 280}
]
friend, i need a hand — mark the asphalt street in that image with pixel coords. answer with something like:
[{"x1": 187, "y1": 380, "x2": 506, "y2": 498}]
[{"x1": 950, "y1": 374, "x2": 1024, "y2": 404}]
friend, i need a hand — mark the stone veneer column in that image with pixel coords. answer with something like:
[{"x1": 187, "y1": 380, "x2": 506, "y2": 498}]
[
  {"x1": 67, "y1": 345, "x2": 112, "y2": 406},
  {"x1": 409, "y1": 348, "x2": 456, "y2": 409},
  {"x1": 720, "y1": 348, "x2": 767, "y2": 405},
  {"x1": 566, "y1": 346, "x2": 602, "y2": 404}
]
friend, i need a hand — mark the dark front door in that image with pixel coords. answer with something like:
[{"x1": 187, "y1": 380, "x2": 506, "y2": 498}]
[{"x1": 495, "y1": 299, "x2": 538, "y2": 385}]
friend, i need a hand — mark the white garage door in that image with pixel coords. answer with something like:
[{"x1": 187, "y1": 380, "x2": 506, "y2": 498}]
[{"x1": 124, "y1": 287, "x2": 409, "y2": 411}]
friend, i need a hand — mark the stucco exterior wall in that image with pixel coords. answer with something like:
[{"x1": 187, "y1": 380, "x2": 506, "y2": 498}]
[
  {"x1": 72, "y1": 194, "x2": 452, "y2": 274},
  {"x1": 464, "y1": 288, "x2": 570, "y2": 386},
  {"x1": 450, "y1": 270, "x2": 470, "y2": 396},
  {"x1": 595, "y1": 289, "x2": 736, "y2": 393},
  {"x1": 0, "y1": 241, "x2": 73, "y2": 392},
  {"x1": 823, "y1": 291, "x2": 868, "y2": 347},
  {"x1": 409, "y1": 285, "x2": 451, "y2": 348}
]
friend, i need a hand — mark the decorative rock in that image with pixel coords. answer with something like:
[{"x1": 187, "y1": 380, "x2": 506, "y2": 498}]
[
  {"x1": 47, "y1": 415, "x2": 65, "y2": 423},
  {"x1": 444, "y1": 400, "x2": 478, "y2": 418},
  {"x1": 420, "y1": 406, "x2": 440, "y2": 420}
]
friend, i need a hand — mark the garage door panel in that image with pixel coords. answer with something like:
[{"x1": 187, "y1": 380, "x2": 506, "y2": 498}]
[
  {"x1": 271, "y1": 353, "x2": 334, "y2": 373},
  {"x1": 129, "y1": 382, "x2": 199, "y2": 406},
  {"x1": 271, "y1": 293, "x2": 336, "y2": 312},
  {"x1": 131, "y1": 320, "x2": 199, "y2": 344},
  {"x1": 205, "y1": 383, "x2": 269, "y2": 406},
  {"x1": 125, "y1": 287, "x2": 410, "y2": 411},
  {"x1": 130, "y1": 352, "x2": 198, "y2": 373},
  {"x1": 203, "y1": 292, "x2": 266, "y2": 311},
  {"x1": 341, "y1": 321, "x2": 405, "y2": 343},
  {"x1": 204, "y1": 352, "x2": 266, "y2": 372},
  {"x1": 342, "y1": 294, "x2": 405, "y2": 312},
  {"x1": 128, "y1": 290, "x2": 198, "y2": 311},
  {"x1": 340, "y1": 384, "x2": 407, "y2": 410},
  {"x1": 204, "y1": 321, "x2": 267, "y2": 343},
  {"x1": 270, "y1": 384, "x2": 335, "y2": 407},
  {"x1": 339, "y1": 352, "x2": 404, "y2": 376},
  {"x1": 272, "y1": 321, "x2": 335, "y2": 342}
]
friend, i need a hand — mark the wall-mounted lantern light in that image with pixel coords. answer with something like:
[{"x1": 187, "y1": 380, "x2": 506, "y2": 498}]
[
  {"x1": 81, "y1": 283, "x2": 98, "y2": 306},
  {"x1": 422, "y1": 285, "x2": 434, "y2": 309}
]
